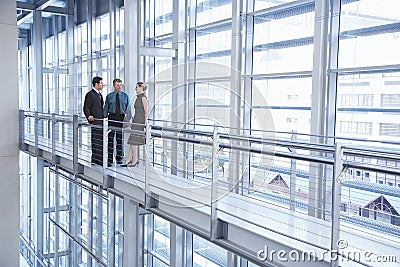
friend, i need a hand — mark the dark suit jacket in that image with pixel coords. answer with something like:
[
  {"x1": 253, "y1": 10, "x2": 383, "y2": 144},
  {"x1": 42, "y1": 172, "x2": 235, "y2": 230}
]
[{"x1": 83, "y1": 89, "x2": 104, "y2": 124}]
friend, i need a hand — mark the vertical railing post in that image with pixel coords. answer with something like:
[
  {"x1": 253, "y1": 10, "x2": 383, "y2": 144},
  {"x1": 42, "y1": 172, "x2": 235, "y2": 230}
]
[
  {"x1": 52, "y1": 113, "x2": 60, "y2": 164},
  {"x1": 19, "y1": 110, "x2": 27, "y2": 151},
  {"x1": 145, "y1": 125, "x2": 151, "y2": 201},
  {"x1": 34, "y1": 111, "x2": 38, "y2": 151},
  {"x1": 210, "y1": 127, "x2": 227, "y2": 241},
  {"x1": 103, "y1": 118, "x2": 114, "y2": 188},
  {"x1": 289, "y1": 130, "x2": 297, "y2": 211},
  {"x1": 72, "y1": 114, "x2": 81, "y2": 174},
  {"x1": 331, "y1": 143, "x2": 343, "y2": 267},
  {"x1": 34, "y1": 111, "x2": 42, "y2": 156},
  {"x1": 103, "y1": 118, "x2": 108, "y2": 171},
  {"x1": 145, "y1": 125, "x2": 158, "y2": 209}
]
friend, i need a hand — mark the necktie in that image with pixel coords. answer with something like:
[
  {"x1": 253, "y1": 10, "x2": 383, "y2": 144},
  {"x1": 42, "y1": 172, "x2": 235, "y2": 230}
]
[{"x1": 116, "y1": 93, "x2": 121, "y2": 116}]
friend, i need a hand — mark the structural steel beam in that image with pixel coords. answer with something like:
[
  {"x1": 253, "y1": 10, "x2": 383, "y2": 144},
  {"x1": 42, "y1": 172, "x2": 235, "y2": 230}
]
[{"x1": 17, "y1": 0, "x2": 69, "y2": 26}]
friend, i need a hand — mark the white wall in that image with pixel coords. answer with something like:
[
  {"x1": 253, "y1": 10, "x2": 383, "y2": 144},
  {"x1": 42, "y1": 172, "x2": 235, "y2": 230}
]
[{"x1": 0, "y1": 0, "x2": 19, "y2": 266}]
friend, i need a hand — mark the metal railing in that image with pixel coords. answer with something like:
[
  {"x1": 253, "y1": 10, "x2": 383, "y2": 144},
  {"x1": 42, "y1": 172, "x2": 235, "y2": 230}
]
[{"x1": 19, "y1": 110, "x2": 400, "y2": 266}]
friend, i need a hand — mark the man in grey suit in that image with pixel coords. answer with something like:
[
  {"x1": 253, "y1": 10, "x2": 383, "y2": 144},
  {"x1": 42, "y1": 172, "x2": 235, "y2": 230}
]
[{"x1": 83, "y1": 76, "x2": 104, "y2": 165}]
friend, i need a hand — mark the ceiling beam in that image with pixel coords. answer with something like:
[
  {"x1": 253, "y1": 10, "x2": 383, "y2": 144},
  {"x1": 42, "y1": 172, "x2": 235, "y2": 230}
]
[
  {"x1": 42, "y1": 6, "x2": 70, "y2": 15},
  {"x1": 16, "y1": 1, "x2": 35, "y2": 11},
  {"x1": 17, "y1": 0, "x2": 70, "y2": 26},
  {"x1": 35, "y1": 0, "x2": 58, "y2": 11},
  {"x1": 17, "y1": 11, "x2": 32, "y2": 26},
  {"x1": 17, "y1": 0, "x2": 61, "y2": 11}
]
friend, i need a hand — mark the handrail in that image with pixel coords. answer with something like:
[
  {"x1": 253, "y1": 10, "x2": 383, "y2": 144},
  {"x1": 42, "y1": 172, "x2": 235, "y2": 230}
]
[{"x1": 20, "y1": 109, "x2": 400, "y2": 165}]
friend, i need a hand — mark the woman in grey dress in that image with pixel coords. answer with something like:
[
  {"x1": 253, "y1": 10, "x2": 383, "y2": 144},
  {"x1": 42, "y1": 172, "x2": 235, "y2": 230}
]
[{"x1": 123, "y1": 82, "x2": 148, "y2": 167}]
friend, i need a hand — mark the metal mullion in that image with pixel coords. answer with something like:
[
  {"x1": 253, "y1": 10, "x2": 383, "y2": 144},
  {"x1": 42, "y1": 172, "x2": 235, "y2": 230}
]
[
  {"x1": 242, "y1": 0, "x2": 255, "y2": 196},
  {"x1": 28, "y1": 157, "x2": 33, "y2": 242},
  {"x1": 107, "y1": 194, "x2": 116, "y2": 267},
  {"x1": 240, "y1": 257, "x2": 249, "y2": 267},
  {"x1": 46, "y1": 168, "x2": 52, "y2": 262},
  {"x1": 330, "y1": 143, "x2": 343, "y2": 267},
  {"x1": 96, "y1": 192, "x2": 104, "y2": 264},
  {"x1": 139, "y1": 212, "x2": 145, "y2": 266},
  {"x1": 53, "y1": 15, "x2": 60, "y2": 115},
  {"x1": 147, "y1": 0, "x2": 159, "y2": 174},
  {"x1": 20, "y1": 38, "x2": 30, "y2": 110},
  {"x1": 187, "y1": 0, "x2": 197, "y2": 180},
  {"x1": 109, "y1": 0, "x2": 117, "y2": 78},
  {"x1": 54, "y1": 168, "x2": 60, "y2": 266},
  {"x1": 36, "y1": 159, "x2": 45, "y2": 266},
  {"x1": 73, "y1": 181, "x2": 82, "y2": 265},
  {"x1": 117, "y1": 5, "x2": 124, "y2": 81},
  {"x1": 88, "y1": 191, "x2": 94, "y2": 267},
  {"x1": 185, "y1": 230, "x2": 193, "y2": 267},
  {"x1": 116, "y1": 198, "x2": 124, "y2": 267},
  {"x1": 147, "y1": 214, "x2": 154, "y2": 267}
]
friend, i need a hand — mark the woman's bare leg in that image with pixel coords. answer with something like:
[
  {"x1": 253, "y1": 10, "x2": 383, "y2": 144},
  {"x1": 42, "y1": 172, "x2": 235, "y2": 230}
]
[
  {"x1": 125, "y1": 145, "x2": 134, "y2": 163},
  {"x1": 132, "y1": 145, "x2": 138, "y2": 163}
]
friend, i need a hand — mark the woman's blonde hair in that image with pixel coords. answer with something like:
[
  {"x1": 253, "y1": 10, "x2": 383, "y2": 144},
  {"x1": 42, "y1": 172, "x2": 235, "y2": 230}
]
[{"x1": 137, "y1": 82, "x2": 147, "y2": 91}]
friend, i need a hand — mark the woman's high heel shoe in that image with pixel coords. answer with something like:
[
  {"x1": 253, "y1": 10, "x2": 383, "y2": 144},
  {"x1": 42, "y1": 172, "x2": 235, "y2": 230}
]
[
  {"x1": 121, "y1": 160, "x2": 132, "y2": 167},
  {"x1": 129, "y1": 160, "x2": 139, "y2": 167}
]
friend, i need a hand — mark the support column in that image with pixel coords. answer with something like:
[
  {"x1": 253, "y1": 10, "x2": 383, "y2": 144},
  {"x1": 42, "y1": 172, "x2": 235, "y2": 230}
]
[
  {"x1": 325, "y1": 0, "x2": 342, "y2": 220},
  {"x1": 67, "y1": 0, "x2": 76, "y2": 114},
  {"x1": 170, "y1": 224, "x2": 185, "y2": 266},
  {"x1": 308, "y1": 0, "x2": 329, "y2": 218},
  {"x1": 0, "y1": 1, "x2": 19, "y2": 266},
  {"x1": 171, "y1": 0, "x2": 188, "y2": 176},
  {"x1": 229, "y1": 0, "x2": 243, "y2": 194},
  {"x1": 123, "y1": 199, "x2": 142, "y2": 267},
  {"x1": 34, "y1": 158, "x2": 45, "y2": 267},
  {"x1": 53, "y1": 16, "x2": 60, "y2": 114},
  {"x1": 33, "y1": 10, "x2": 44, "y2": 112},
  {"x1": 124, "y1": 0, "x2": 140, "y2": 94},
  {"x1": 187, "y1": 0, "x2": 197, "y2": 180}
]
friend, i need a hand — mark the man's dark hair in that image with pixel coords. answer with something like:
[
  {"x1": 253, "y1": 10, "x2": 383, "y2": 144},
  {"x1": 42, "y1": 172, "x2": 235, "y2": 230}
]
[
  {"x1": 92, "y1": 76, "x2": 103, "y2": 87},
  {"x1": 113, "y1": 78, "x2": 122, "y2": 85}
]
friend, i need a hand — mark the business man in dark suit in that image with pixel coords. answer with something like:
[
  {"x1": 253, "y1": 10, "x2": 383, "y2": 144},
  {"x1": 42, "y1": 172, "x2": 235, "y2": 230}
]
[{"x1": 83, "y1": 76, "x2": 104, "y2": 165}]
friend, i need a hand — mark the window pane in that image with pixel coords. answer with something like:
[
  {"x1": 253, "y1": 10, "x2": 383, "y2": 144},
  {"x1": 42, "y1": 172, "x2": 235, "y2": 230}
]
[{"x1": 339, "y1": 0, "x2": 400, "y2": 68}]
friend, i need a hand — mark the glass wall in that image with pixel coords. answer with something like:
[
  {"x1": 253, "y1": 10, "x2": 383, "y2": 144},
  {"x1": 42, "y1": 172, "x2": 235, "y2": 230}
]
[
  {"x1": 336, "y1": 0, "x2": 400, "y2": 143},
  {"x1": 19, "y1": 154, "x2": 123, "y2": 267},
  {"x1": 18, "y1": 0, "x2": 400, "y2": 266}
]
